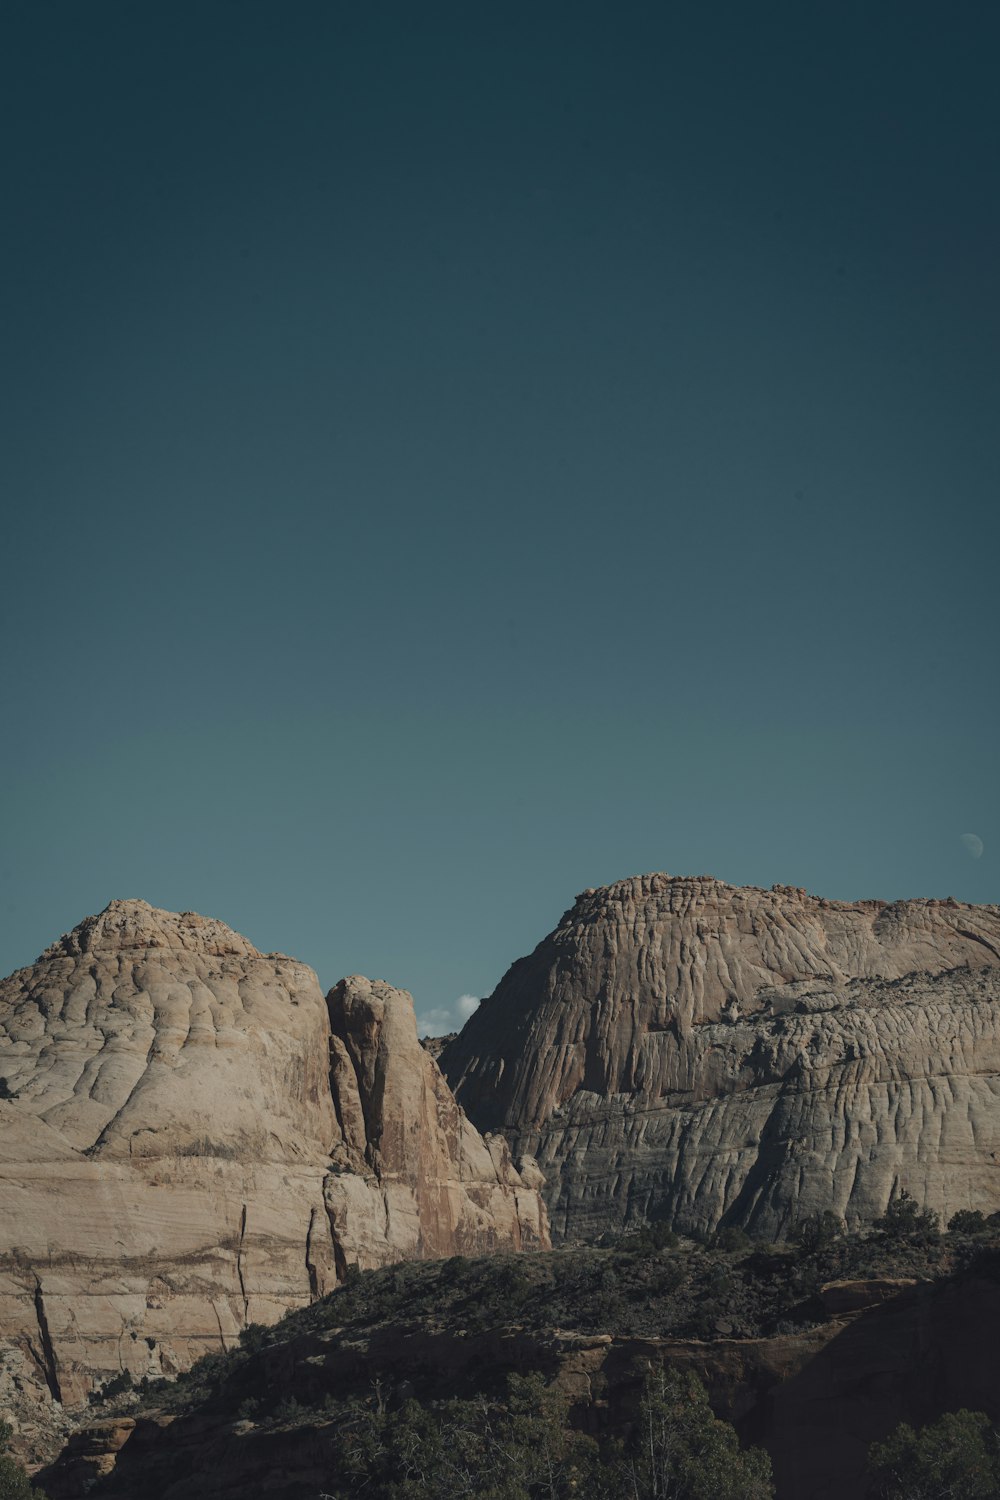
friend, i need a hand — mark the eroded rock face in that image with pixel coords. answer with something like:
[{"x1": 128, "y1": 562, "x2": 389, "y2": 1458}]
[
  {"x1": 441, "y1": 874, "x2": 1000, "y2": 1240},
  {"x1": 0, "y1": 902, "x2": 547, "y2": 1404},
  {"x1": 325, "y1": 977, "x2": 548, "y2": 1267}
]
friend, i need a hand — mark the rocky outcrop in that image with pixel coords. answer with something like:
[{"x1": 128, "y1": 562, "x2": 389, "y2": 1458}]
[
  {"x1": 441, "y1": 874, "x2": 1000, "y2": 1240},
  {"x1": 324, "y1": 976, "x2": 548, "y2": 1268},
  {"x1": 0, "y1": 902, "x2": 547, "y2": 1404}
]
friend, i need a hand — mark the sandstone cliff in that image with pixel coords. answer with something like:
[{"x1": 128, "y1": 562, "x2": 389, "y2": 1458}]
[
  {"x1": 0, "y1": 901, "x2": 547, "y2": 1405},
  {"x1": 441, "y1": 874, "x2": 1000, "y2": 1239}
]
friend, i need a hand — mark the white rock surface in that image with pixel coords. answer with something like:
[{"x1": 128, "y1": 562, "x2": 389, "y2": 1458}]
[
  {"x1": 442, "y1": 875, "x2": 1000, "y2": 1239},
  {"x1": 0, "y1": 901, "x2": 548, "y2": 1402}
]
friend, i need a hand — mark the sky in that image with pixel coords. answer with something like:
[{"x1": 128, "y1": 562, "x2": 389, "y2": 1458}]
[{"x1": 2, "y1": 1, "x2": 997, "y2": 1034}]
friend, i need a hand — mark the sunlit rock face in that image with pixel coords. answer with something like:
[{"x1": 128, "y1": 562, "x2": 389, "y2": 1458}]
[
  {"x1": 441, "y1": 874, "x2": 1000, "y2": 1241},
  {"x1": 0, "y1": 902, "x2": 548, "y2": 1403},
  {"x1": 325, "y1": 975, "x2": 548, "y2": 1269}
]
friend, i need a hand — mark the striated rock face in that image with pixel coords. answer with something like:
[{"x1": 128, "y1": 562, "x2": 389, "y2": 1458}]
[
  {"x1": 441, "y1": 874, "x2": 1000, "y2": 1240},
  {"x1": 324, "y1": 976, "x2": 548, "y2": 1270},
  {"x1": 0, "y1": 902, "x2": 547, "y2": 1404}
]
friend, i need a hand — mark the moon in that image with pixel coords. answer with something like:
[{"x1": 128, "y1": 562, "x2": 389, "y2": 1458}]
[{"x1": 960, "y1": 833, "x2": 984, "y2": 860}]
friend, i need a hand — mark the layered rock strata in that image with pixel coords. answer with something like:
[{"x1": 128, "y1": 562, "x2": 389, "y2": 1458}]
[
  {"x1": 0, "y1": 902, "x2": 547, "y2": 1403},
  {"x1": 441, "y1": 875, "x2": 1000, "y2": 1239}
]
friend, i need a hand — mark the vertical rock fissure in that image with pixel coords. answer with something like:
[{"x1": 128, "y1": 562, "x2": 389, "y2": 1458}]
[
  {"x1": 305, "y1": 1206, "x2": 320, "y2": 1300},
  {"x1": 236, "y1": 1203, "x2": 250, "y2": 1323},
  {"x1": 33, "y1": 1278, "x2": 61, "y2": 1403}
]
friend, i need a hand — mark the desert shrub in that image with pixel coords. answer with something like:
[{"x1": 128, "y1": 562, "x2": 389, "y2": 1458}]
[
  {"x1": 272, "y1": 1395, "x2": 309, "y2": 1425},
  {"x1": 713, "y1": 1226, "x2": 752, "y2": 1254},
  {"x1": 874, "y1": 1190, "x2": 940, "y2": 1244},
  {"x1": 88, "y1": 1366, "x2": 135, "y2": 1406},
  {"x1": 790, "y1": 1210, "x2": 845, "y2": 1252},
  {"x1": 948, "y1": 1210, "x2": 989, "y2": 1236},
  {"x1": 868, "y1": 1409, "x2": 1000, "y2": 1499},
  {"x1": 238, "y1": 1322, "x2": 270, "y2": 1353},
  {"x1": 625, "y1": 1221, "x2": 680, "y2": 1253},
  {"x1": 0, "y1": 1423, "x2": 44, "y2": 1500},
  {"x1": 441, "y1": 1254, "x2": 473, "y2": 1282},
  {"x1": 956, "y1": 1243, "x2": 1000, "y2": 1283}
]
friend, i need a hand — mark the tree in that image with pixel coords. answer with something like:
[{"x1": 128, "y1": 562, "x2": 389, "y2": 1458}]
[
  {"x1": 790, "y1": 1210, "x2": 844, "y2": 1252},
  {"x1": 875, "y1": 1190, "x2": 940, "y2": 1243},
  {"x1": 948, "y1": 1210, "x2": 989, "y2": 1236},
  {"x1": 0, "y1": 1423, "x2": 45, "y2": 1500},
  {"x1": 335, "y1": 1373, "x2": 596, "y2": 1499},
  {"x1": 329, "y1": 1368, "x2": 770, "y2": 1500},
  {"x1": 869, "y1": 1410, "x2": 1000, "y2": 1500},
  {"x1": 607, "y1": 1367, "x2": 774, "y2": 1500}
]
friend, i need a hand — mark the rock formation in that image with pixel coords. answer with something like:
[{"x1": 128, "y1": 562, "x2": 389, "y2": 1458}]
[
  {"x1": 0, "y1": 901, "x2": 547, "y2": 1404},
  {"x1": 441, "y1": 874, "x2": 1000, "y2": 1240}
]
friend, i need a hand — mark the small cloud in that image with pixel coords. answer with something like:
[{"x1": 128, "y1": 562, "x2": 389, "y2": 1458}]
[
  {"x1": 416, "y1": 994, "x2": 482, "y2": 1038},
  {"x1": 456, "y1": 994, "x2": 481, "y2": 1021},
  {"x1": 416, "y1": 1006, "x2": 454, "y2": 1038}
]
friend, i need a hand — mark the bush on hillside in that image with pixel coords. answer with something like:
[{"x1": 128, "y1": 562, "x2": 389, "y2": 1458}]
[
  {"x1": 713, "y1": 1226, "x2": 753, "y2": 1253},
  {"x1": 948, "y1": 1210, "x2": 991, "y2": 1236},
  {"x1": 789, "y1": 1210, "x2": 845, "y2": 1252},
  {"x1": 0, "y1": 1423, "x2": 45, "y2": 1500},
  {"x1": 874, "y1": 1191, "x2": 940, "y2": 1244}
]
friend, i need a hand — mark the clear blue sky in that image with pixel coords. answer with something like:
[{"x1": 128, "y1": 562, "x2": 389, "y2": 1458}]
[{"x1": 2, "y1": 2, "x2": 996, "y2": 1031}]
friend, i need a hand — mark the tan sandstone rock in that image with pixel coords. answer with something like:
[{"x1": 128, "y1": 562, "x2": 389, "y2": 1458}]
[
  {"x1": 441, "y1": 874, "x2": 1000, "y2": 1239},
  {"x1": 0, "y1": 901, "x2": 547, "y2": 1404}
]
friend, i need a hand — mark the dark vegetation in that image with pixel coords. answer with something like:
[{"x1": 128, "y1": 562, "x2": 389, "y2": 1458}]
[
  {"x1": 0, "y1": 1424, "x2": 43, "y2": 1500},
  {"x1": 312, "y1": 1367, "x2": 773, "y2": 1499},
  {"x1": 119, "y1": 1196, "x2": 998, "y2": 1415},
  {"x1": 869, "y1": 1409, "x2": 1000, "y2": 1500},
  {"x1": 74, "y1": 1200, "x2": 1000, "y2": 1497}
]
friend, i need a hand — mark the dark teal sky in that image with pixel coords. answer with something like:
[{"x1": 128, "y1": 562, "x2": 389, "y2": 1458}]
[{"x1": 2, "y1": 1, "x2": 997, "y2": 1030}]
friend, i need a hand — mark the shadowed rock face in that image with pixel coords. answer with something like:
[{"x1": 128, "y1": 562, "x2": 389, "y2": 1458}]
[
  {"x1": 441, "y1": 874, "x2": 1000, "y2": 1240},
  {"x1": 0, "y1": 902, "x2": 547, "y2": 1404}
]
